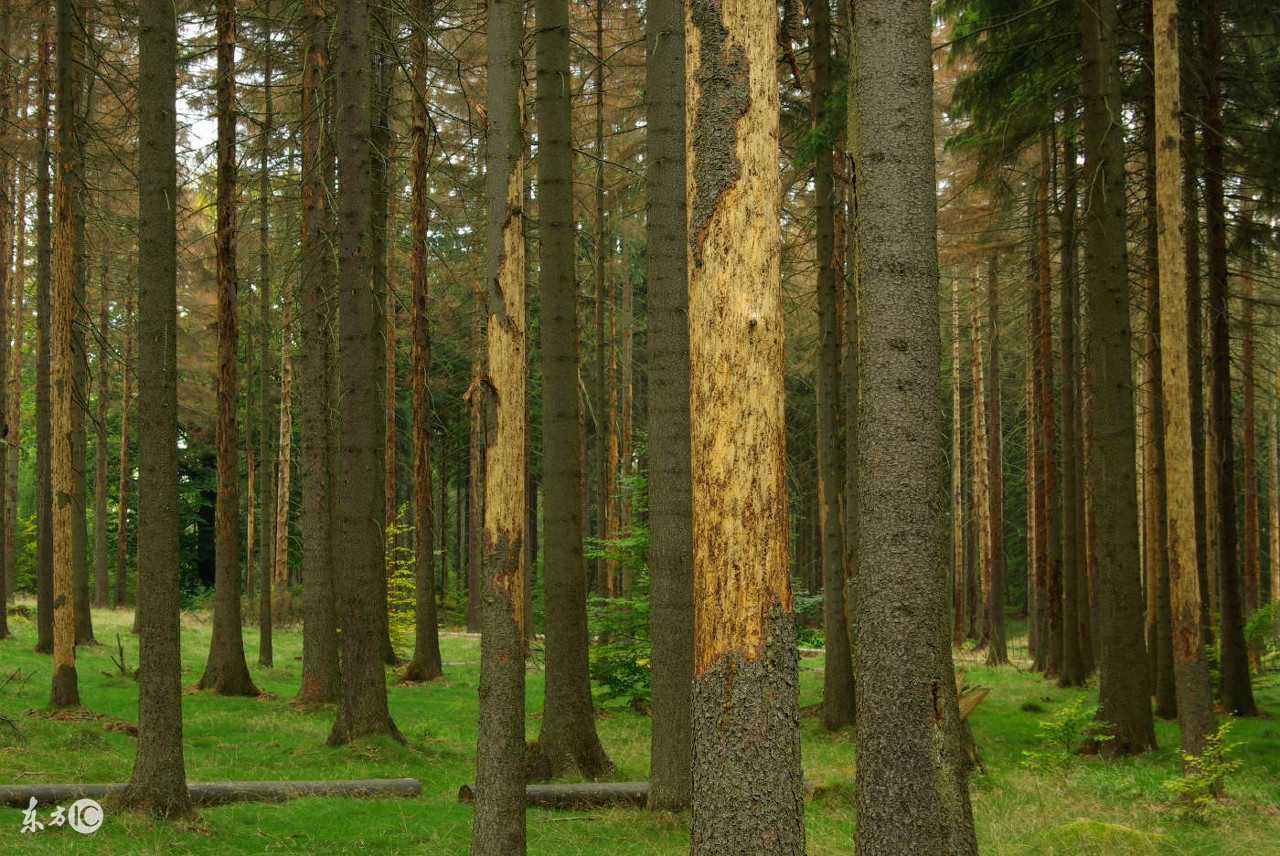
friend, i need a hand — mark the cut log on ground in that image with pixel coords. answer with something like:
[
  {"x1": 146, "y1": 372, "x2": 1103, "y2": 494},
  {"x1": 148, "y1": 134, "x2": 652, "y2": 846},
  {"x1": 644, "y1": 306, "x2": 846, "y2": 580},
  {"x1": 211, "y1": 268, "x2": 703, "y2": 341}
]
[
  {"x1": 459, "y1": 779, "x2": 825, "y2": 809},
  {"x1": 0, "y1": 778, "x2": 421, "y2": 808}
]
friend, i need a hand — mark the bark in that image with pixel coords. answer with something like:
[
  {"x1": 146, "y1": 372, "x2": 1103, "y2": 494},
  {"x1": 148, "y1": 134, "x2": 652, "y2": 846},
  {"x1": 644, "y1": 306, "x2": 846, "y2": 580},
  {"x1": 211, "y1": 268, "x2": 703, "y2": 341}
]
[
  {"x1": 466, "y1": 286, "x2": 483, "y2": 634},
  {"x1": 1079, "y1": 0, "x2": 1155, "y2": 755},
  {"x1": 951, "y1": 279, "x2": 965, "y2": 649},
  {"x1": 851, "y1": 0, "x2": 978, "y2": 849},
  {"x1": 985, "y1": 258, "x2": 1008, "y2": 667},
  {"x1": 1241, "y1": 270, "x2": 1260, "y2": 672},
  {"x1": 469, "y1": 0, "x2": 526, "y2": 850},
  {"x1": 1273, "y1": 341, "x2": 1280, "y2": 635},
  {"x1": 686, "y1": 1, "x2": 804, "y2": 852},
  {"x1": 70, "y1": 13, "x2": 90, "y2": 646},
  {"x1": 35, "y1": 7, "x2": 52, "y2": 654},
  {"x1": 256, "y1": 13, "x2": 276, "y2": 667},
  {"x1": 1204, "y1": 0, "x2": 1255, "y2": 717},
  {"x1": 1152, "y1": 0, "x2": 1217, "y2": 765},
  {"x1": 970, "y1": 275, "x2": 991, "y2": 651},
  {"x1": 92, "y1": 277, "x2": 108, "y2": 609},
  {"x1": 114, "y1": 296, "x2": 131, "y2": 608},
  {"x1": 3, "y1": 779, "x2": 421, "y2": 808},
  {"x1": 1058, "y1": 124, "x2": 1087, "y2": 687},
  {"x1": 273, "y1": 308, "x2": 293, "y2": 622},
  {"x1": 813, "y1": 0, "x2": 852, "y2": 728},
  {"x1": 0, "y1": 0, "x2": 10, "y2": 634},
  {"x1": 294, "y1": 0, "x2": 339, "y2": 707},
  {"x1": 50, "y1": 0, "x2": 79, "y2": 707},
  {"x1": 199, "y1": 0, "x2": 258, "y2": 698},
  {"x1": 328, "y1": 0, "x2": 402, "y2": 747},
  {"x1": 644, "y1": 0, "x2": 693, "y2": 812},
  {"x1": 592, "y1": 0, "x2": 611, "y2": 599},
  {"x1": 1139, "y1": 20, "x2": 1175, "y2": 712},
  {"x1": 528, "y1": 0, "x2": 612, "y2": 783},
  {"x1": 403, "y1": 0, "x2": 442, "y2": 685},
  {"x1": 1036, "y1": 136, "x2": 1062, "y2": 678},
  {"x1": 117, "y1": 0, "x2": 191, "y2": 814},
  {"x1": 1028, "y1": 281, "x2": 1048, "y2": 672}
]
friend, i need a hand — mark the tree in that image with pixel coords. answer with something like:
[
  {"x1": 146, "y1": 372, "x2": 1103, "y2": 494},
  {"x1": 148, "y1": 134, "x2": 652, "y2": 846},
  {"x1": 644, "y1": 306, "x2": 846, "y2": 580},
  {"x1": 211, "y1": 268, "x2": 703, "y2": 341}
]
[
  {"x1": 49, "y1": 0, "x2": 80, "y2": 708},
  {"x1": 851, "y1": 0, "x2": 978, "y2": 852},
  {"x1": 328, "y1": 0, "x2": 402, "y2": 747},
  {"x1": 644, "y1": 0, "x2": 692, "y2": 813},
  {"x1": 198, "y1": 0, "x2": 258, "y2": 698},
  {"x1": 469, "y1": 0, "x2": 526, "y2": 850},
  {"x1": 256, "y1": 10, "x2": 276, "y2": 668},
  {"x1": 294, "y1": 0, "x2": 339, "y2": 707},
  {"x1": 402, "y1": 0, "x2": 443, "y2": 685},
  {"x1": 1152, "y1": 0, "x2": 1216, "y2": 765},
  {"x1": 91, "y1": 283, "x2": 109, "y2": 610},
  {"x1": 115, "y1": 294, "x2": 132, "y2": 608},
  {"x1": 35, "y1": 7, "x2": 52, "y2": 655},
  {"x1": 116, "y1": 0, "x2": 192, "y2": 815},
  {"x1": 984, "y1": 257, "x2": 1008, "y2": 667},
  {"x1": 686, "y1": 1, "x2": 804, "y2": 852},
  {"x1": 1079, "y1": 0, "x2": 1155, "y2": 756},
  {"x1": 527, "y1": 0, "x2": 612, "y2": 782}
]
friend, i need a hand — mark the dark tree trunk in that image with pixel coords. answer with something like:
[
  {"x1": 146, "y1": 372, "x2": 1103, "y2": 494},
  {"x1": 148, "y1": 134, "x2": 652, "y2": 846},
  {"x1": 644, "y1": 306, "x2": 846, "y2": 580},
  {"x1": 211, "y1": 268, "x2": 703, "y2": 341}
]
[
  {"x1": 527, "y1": 0, "x2": 611, "y2": 782},
  {"x1": 403, "y1": 0, "x2": 442, "y2": 684},
  {"x1": 257, "y1": 11, "x2": 275, "y2": 669},
  {"x1": 469, "y1": 0, "x2": 527, "y2": 851},
  {"x1": 1036, "y1": 136, "x2": 1062, "y2": 678},
  {"x1": 199, "y1": 0, "x2": 258, "y2": 698},
  {"x1": 0, "y1": 0, "x2": 11, "y2": 637},
  {"x1": 328, "y1": 0, "x2": 402, "y2": 747},
  {"x1": 117, "y1": 0, "x2": 192, "y2": 814},
  {"x1": 294, "y1": 0, "x2": 339, "y2": 707},
  {"x1": 1079, "y1": 0, "x2": 1156, "y2": 756},
  {"x1": 92, "y1": 275, "x2": 108, "y2": 610},
  {"x1": 115, "y1": 296, "x2": 132, "y2": 608},
  {"x1": 644, "y1": 0, "x2": 693, "y2": 812},
  {"x1": 851, "y1": 0, "x2": 978, "y2": 850}
]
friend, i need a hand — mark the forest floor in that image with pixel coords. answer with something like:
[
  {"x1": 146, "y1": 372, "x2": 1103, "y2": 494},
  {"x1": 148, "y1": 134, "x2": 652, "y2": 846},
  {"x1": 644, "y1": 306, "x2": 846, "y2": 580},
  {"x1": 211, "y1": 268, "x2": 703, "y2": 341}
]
[{"x1": 1, "y1": 602, "x2": 1278, "y2": 854}]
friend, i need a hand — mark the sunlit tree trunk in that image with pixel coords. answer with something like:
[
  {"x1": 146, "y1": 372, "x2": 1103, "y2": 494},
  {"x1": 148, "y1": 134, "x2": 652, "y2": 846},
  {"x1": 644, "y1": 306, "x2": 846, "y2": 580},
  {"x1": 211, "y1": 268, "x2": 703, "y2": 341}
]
[
  {"x1": 35, "y1": 7, "x2": 52, "y2": 654},
  {"x1": 1153, "y1": 0, "x2": 1217, "y2": 766}
]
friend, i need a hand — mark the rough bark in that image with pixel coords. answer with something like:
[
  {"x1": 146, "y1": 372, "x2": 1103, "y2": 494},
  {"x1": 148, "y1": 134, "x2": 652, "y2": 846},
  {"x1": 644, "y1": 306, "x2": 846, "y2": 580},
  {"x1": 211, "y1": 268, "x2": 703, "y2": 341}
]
[
  {"x1": 70, "y1": 13, "x2": 90, "y2": 646},
  {"x1": 294, "y1": 0, "x2": 339, "y2": 707},
  {"x1": 328, "y1": 0, "x2": 402, "y2": 748},
  {"x1": 1079, "y1": 0, "x2": 1155, "y2": 755},
  {"x1": 1241, "y1": 270, "x2": 1260, "y2": 672},
  {"x1": 199, "y1": 0, "x2": 258, "y2": 698},
  {"x1": 644, "y1": 0, "x2": 693, "y2": 812},
  {"x1": 92, "y1": 278, "x2": 108, "y2": 610},
  {"x1": 1152, "y1": 0, "x2": 1217, "y2": 765},
  {"x1": 952, "y1": 278, "x2": 965, "y2": 649},
  {"x1": 970, "y1": 276, "x2": 991, "y2": 651},
  {"x1": 528, "y1": 0, "x2": 612, "y2": 783},
  {"x1": 985, "y1": 258, "x2": 1008, "y2": 667},
  {"x1": 35, "y1": 7, "x2": 52, "y2": 654},
  {"x1": 470, "y1": 1, "x2": 527, "y2": 852},
  {"x1": 851, "y1": 0, "x2": 978, "y2": 850},
  {"x1": 50, "y1": 0, "x2": 79, "y2": 707},
  {"x1": 117, "y1": 0, "x2": 191, "y2": 814},
  {"x1": 1203, "y1": 0, "x2": 1255, "y2": 717},
  {"x1": 1036, "y1": 136, "x2": 1062, "y2": 678},
  {"x1": 256, "y1": 12, "x2": 276, "y2": 668},
  {"x1": 114, "y1": 296, "x2": 131, "y2": 608},
  {"x1": 0, "y1": 0, "x2": 10, "y2": 634},
  {"x1": 403, "y1": 0, "x2": 442, "y2": 685},
  {"x1": 273, "y1": 308, "x2": 293, "y2": 622},
  {"x1": 686, "y1": 1, "x2": 804, "y2": 852}
]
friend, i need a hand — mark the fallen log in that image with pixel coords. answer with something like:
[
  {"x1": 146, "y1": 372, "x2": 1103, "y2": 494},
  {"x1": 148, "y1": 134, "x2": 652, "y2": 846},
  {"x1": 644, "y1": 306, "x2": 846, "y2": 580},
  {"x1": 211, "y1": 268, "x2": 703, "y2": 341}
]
[{"x1": 0, "y1": 778, "x2": 421, "y2": 808}]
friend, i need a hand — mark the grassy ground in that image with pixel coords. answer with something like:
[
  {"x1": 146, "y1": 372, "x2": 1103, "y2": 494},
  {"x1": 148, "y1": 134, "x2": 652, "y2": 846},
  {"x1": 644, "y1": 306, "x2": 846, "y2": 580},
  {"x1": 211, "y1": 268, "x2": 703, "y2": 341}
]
[{"x1": 1, "y1": 603, "x2": 1277, "y2": 854}]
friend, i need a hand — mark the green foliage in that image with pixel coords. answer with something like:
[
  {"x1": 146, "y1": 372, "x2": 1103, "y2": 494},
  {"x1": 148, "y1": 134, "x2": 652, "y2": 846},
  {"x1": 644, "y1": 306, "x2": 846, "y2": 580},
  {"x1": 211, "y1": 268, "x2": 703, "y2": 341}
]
[
  {"x1": 588, "y1": 579, "x2": 651, "y2": 710},
  {"x1": 1163, "y1": 722, "x2": 1242, "y2": 821},
  {"x1": 385, "y1": 504, "x2": 416, "y2": 652},
  {"x1": 791, "y1": 583, "x2": 825, "y2": 648},
  {"x1": 1243, "y1": 603, "x2": 1279, "y2": 662},
  {"x1": 1021, "y1": 696, "x2": 1113, "y2": 774}
]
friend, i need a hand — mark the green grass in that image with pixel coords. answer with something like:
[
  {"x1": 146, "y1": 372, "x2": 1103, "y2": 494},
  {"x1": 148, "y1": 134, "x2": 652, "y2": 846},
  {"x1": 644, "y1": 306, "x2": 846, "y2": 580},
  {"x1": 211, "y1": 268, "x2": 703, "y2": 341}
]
[{"x1": 1, "y1": 603, "x2": 1277, "y2": 854}]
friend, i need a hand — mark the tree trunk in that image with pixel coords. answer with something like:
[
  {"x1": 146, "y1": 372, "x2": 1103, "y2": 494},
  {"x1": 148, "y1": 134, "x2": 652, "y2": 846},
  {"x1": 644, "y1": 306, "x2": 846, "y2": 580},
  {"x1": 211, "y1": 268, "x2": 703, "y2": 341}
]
[
  {"x1": 0, "y1": 0, "x2": 11, "y2": 635},
  {"x1": 117, "y1": 0, "x2": 191, "y2": 814},
  {"x1": 469, "y1": 0, "x2": 526, "y2": 851},
  {"x1": 528, "y1": 0, "x2": 612, "y2": 783},
  {"x1": 985, "y1": 257, "x2": 1008, "y2": 667},
  {"x1": 199, "y1": 0, "x2": 258, "y2": 698},
  {"x1": 644, "y1": 0, "x2": 692, "y2": 812},
  {"x1": 1152, "y1": 0, "x2": 1217, "y2": 766},
  {"x1": 952, "y1": 278, "x2": 965, "y2": 649},
  {"x1": 1079, "y1": 0, "x2": 1156, "y2": 755},
  {"x1": 35, "y1": 6, "x2": 53, "y2": 654},
  {"x1": 327, "y1": 0, "x2": 402, "y2": 748},
  {"x1": 50, "y1": 0, "x2": 80, "y2": 707},
  {"x1": 1240, "y1": 269, "x2": 1260, "y2": 672},
  {"x1": 4, "y1": 66, "x2": 26, "y2": 613},
  {"x1": 1028, "y1": 275, "x2": 1049, "y2": 672},
  {"x1": 466, "y1": 286, "x2": 483, "y2": 634},
  {"x1": 115, "y1": 295, "x2": 132, "y2": 608},
  {"x1": 403, "y1": 0, "x2": 442, "y2": 685},
  {"x1": 92, "y1": 275, "x2": 109, "y2": 609},
  {"x1": 970, "y1": 274, "x2": 991, "y2": 651},
  {"x1": 1203, "y1": 0, "x2": 1256, "y2": 718},
  {"x1": 686, "y1": 2, "x2": 804, "y2": 852},
  {"x1": 257, "y1": 12, "x2": 275, "y2": 668},
  {"x1": 294, "y1": 0, "x2": 339, "y2": 707},
  {"x1": 69, "y1": 10, "x2": 91, "y2": 647},
  {"x1": 1036, "y1": 136, "x2": 1062, "y2": 678},
  {"x1": 272, "y1": 309, "x2": 293, "y2": 622},
  {"x1": 851, "y1": 0, "x2": 978, "y2": 850}
]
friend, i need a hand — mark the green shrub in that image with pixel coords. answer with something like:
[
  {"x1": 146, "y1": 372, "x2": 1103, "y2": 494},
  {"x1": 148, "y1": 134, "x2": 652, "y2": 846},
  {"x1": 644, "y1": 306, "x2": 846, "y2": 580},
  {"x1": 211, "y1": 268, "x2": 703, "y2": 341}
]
[
  {"x1": 1163, "y1": 721, "x2": 1242, "y2": 821},
  {"x1": 1021, "y1": 696, "x2": 1113, "y2": 773}
]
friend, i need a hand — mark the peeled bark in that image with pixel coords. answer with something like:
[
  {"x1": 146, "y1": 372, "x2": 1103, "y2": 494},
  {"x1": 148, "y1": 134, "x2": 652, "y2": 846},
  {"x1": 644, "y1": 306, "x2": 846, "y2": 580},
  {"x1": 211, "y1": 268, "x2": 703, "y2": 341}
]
[
  {"x1": 686, "y1": 1, "x2": 804, "y2": 852},
  {"x1": 468, "y1": 0, "x2": 526, "y2": 850}
]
